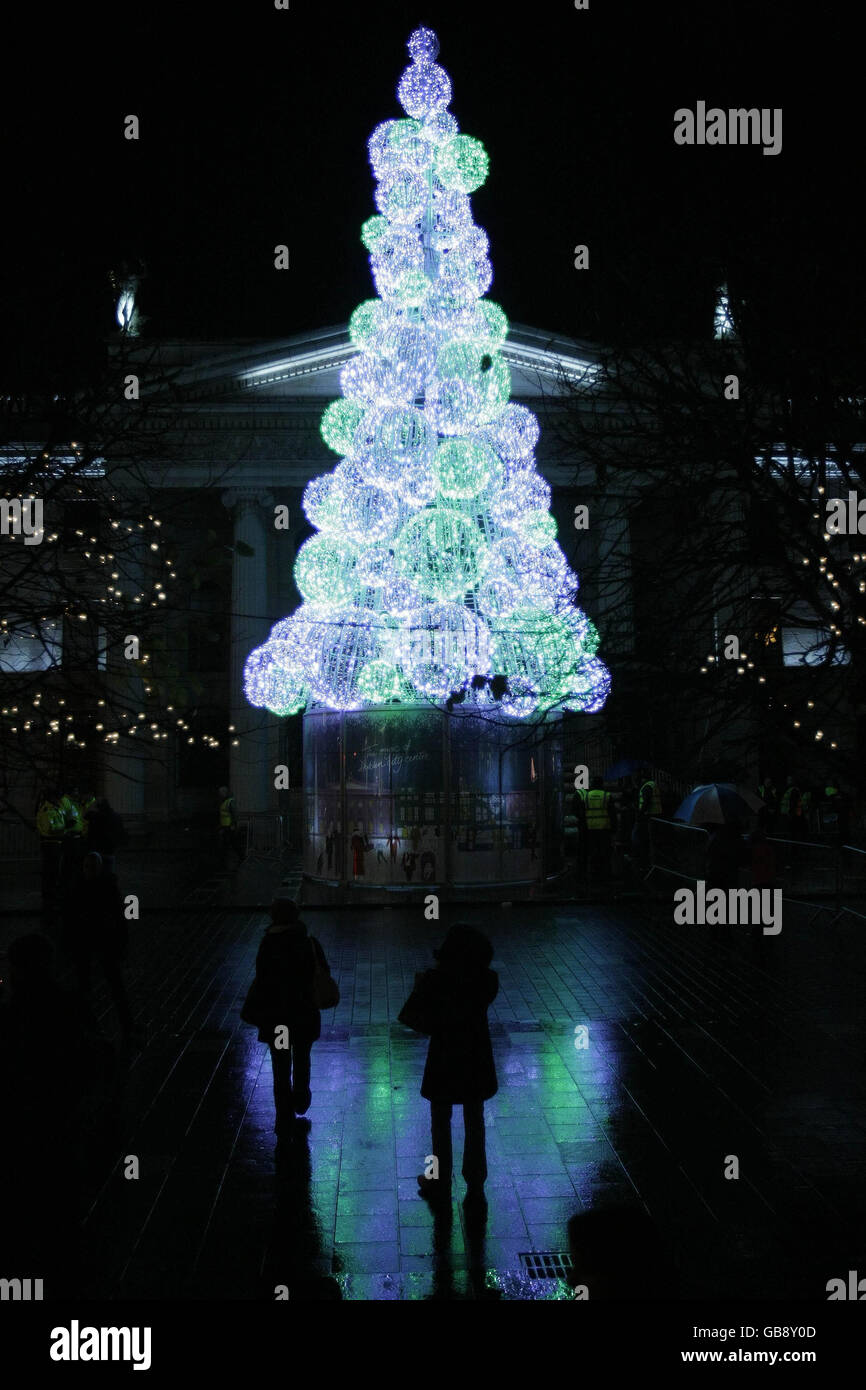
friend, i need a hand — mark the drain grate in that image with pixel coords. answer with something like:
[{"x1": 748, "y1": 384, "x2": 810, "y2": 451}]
[{"x1": 519, "y1": 1251, "x2": 573, "y2": 1279}]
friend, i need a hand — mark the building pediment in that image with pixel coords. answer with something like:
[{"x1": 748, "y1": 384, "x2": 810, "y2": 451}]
[{"x1": 117, "y1": 322, "x2": 599, "y2": 407}]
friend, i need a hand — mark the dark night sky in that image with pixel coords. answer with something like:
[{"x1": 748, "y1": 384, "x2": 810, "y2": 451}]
[{"x1": 2, "y1": 1, "x2": 863, "y2": 390}]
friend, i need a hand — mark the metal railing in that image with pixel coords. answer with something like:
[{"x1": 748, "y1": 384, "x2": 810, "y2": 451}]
[
  {"x1": 237, "y1": 813, "x2": 285, "y2": 859},
  {"x1": 649, "y1": 819, "x2": 863, "y2": 903}
]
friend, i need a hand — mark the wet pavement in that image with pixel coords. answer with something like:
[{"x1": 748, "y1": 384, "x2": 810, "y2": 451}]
[{"x1": 51, "y1": 888, "x2": 866, "y2": 1301}]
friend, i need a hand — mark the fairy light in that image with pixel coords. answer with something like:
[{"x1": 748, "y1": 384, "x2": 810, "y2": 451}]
[{"x1": 244, "y1": 26, "x2": 609, "y2": 719}]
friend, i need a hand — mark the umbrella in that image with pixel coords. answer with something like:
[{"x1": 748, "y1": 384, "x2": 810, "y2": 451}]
[
  {"x1": 604, "y1": 757, "x2": 651, "y2": 780},
  {"x1": 673, "y1": 783, "x2": 764, "y2": 826}
]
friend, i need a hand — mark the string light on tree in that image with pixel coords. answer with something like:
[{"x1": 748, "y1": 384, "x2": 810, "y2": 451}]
[{"x1": 244, "y1": 27, "x2": 609, "y2": 718}]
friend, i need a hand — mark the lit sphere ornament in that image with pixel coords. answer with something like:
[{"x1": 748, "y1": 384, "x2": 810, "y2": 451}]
[
  {"x1": 423, "y1": 110, "x2": 458, "y2": 145},
  {"x1": 399, "y1": 602, "x2": 492, "y2": 700},
  {"x1": 433, "y1": 438, "x2": 499, "y2": 499},
  {"x1": 435, "y1": 135, "x2": 489, "y2": 193},
  {"x1": 477, "y1": 301, "x2": 509, "y2": 347},
  {"x1": 340, "y1": 354, "x2": 413, "y2": 409},
  {"x1": 382, "y1": 577, "x2": 418, "y2": 617},
  {"x1": 386, "y1": 121, "x2": 434, "y2": 173},
  {"x1": 360, "y1": 214, "x2": 388, "y2": 251},
  {"x1": 349, "y1": 300, "x2": 384, "y2": 347},
  {"x1": 474, "y1": 575, "x2": 520, "y2": 621},
  {"x1": 560, "y1": 656, "x2": 611, "y2": 713},
  {"x1": 375, "y1": 169, "x2": 426, "y2": 224},
  {"x1": 398, "y1": 62, "x2": 452, "y2": 120},
  {"x1": 519, "y1": 509, "x2": 558, "y2": 548},
  {"x1": 439, "y1": 252, "x2": 493, "y2": 305},
  {"x1": 307, "y1": 609, "x2": 379, "y2": 710},
  {"x1": 356, "y1": 658, "x2": 409, "y2": 703},
  {"x1": 433, "y1": 343, "x2": 510, "y2": 429},
  {"x1": 244, "y1": 642, "x2": 308, "y2": 716},
  {"x1": 395, "y1": 508, "x2": 487, "y2": 601},
  {"x1": 302, "y1": 474, "x2": 341, "y2": 533},
  {"x1": 321, "y1": 399, "x2": 364, "y2": 455},
  {"x1": 486, "y1": 403, "x2": 540, "y2": 462},
  {"x1": 493, "y1": 608, "x2": 580, "y2": 708},
  {"x1": 338, "y1": 483, "x2": 401, "y2": 545},
  {"x1": 374, "y1": 406, "x2": 434, "y2": 470},
  {"x1": 391, "y1": 268, "x2": 431, "y2": 309},
  {"x1": 294, "y1": 536, "x2": 358, "y2": 608},
  {"x1": 369, "y1": 120, "x2": 412, "y2": 179},
  {"x1": 407, "y1": 26, "x2": 439, "y2": 62},
  {"x1": 493, "y1": 474, "x2": 552, "y2": 527},
  {"x1": 355, "y1": 545, "x2": 397, "y2": 588}
]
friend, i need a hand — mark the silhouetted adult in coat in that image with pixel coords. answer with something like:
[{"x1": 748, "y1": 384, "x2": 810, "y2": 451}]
[
  {"x1": 411, "y1": 924, "x2": 498, "y2": 1206},
  {"x1": 61, "y1": 851, "x2": 132, "y2": 1039},
  {"x1": 84, "y1": 797, "x2": 126, "y2": 873},
  {"x1": 251, "y1": 899, "x2": 330, "y2": 1147}
]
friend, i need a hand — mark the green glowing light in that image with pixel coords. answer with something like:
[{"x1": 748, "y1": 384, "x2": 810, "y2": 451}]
[
  {"x1": 435, "y1": 135, "x2": 489, "y2": 193},
  {"x1": 321, "y1": 399, "x2": 365, "y2": 454}
]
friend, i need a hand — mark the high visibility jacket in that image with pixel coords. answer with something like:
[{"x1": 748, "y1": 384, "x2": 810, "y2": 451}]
[
  {"x1": 219, "y1": 796, "x2": 236, "y2": 828},
  {"x1": 59, "y1": 794, "x2": 84, "y2": 835},
  {"x1": 640, "y1": 780, "x2": 662, "y2": 815},
  {"x1": 780, "y1": 786, "x2": 801, "y2": 816},
  {"x1": 585, "y1": 789, "x2": 613, "y2": 831},
  {"x1": 824, "y1": 785, "x2": 839, "y2": 799},
  {"x1": 758, "y1": 784, "x2": 776, "y2": 806},
  {"x1": 37, "y1": 800, "x2": 65, "y2": 839}
]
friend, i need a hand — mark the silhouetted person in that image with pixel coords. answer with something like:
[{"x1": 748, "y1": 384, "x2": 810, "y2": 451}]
[
  {"x1": 0, "y1": 933, "x2": 110, "y2": 1293},
  {"x1": 84, "y1": 796, "x2": 126, "y2": 873},
  {"x1": 705, "y1": 819, "x2": 743, "y2": 892},
  {"x1": 217, "y1": 784, "x2": 240, "y2": 863},
  {"x1": 248, "y1": 899, "x2": 330, "y2": 1153},
  {"x1": 409, "y1": 924, "x2": 498, "y2": 1207},
  {"x1": 583, "y1": 774, "x2": 617, "y2": 884},
  {"x1": 36, "y1": 785, "x2": 65, "y2": 924},
  {"x1": 780, "y1": 775, "x2": 804, "y2": 840},
  {"x1": 61, "y1": 851, "x2": 133, "y2": 1040},
  {"x1": 749, "y1": 827, "x2": 777, "y2": 890}
]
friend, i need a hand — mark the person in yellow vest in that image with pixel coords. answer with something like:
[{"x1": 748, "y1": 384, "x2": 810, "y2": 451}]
[
  {"x1": 218, "y1": 785, "x2": 240, "y2": 863},
  {"x1": 631, "y1": 769, "x2": 661, "y2": 873},
  {"x1": 584, "y1": 776, "x2": 617, "y2": 883},
  {"x1": 36, "y1": 787, "x2": 66, "y2": 922},
  {"x1": 779, "y1": 775, "x2": 803, "y2": 841},
  {"x1": 818, "y1": 782, "x2": 848, "y2": 839},
  {"x1": 59, "y1": 785, "x2": 86, "y2": 884},
  {"x1": 638, "y1": 775, "x2": 662, "y2": 817}
]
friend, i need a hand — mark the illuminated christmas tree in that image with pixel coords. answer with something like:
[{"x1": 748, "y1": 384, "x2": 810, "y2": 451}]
[{"x1": 244, "y1": 26, "x2": 610, "y2": 720}]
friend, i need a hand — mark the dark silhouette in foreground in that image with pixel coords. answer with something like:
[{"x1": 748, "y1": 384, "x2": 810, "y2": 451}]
[
  {"x1": 0, "y1": 933, "x2": 113, "y2": 1295},
  {"x1": 242, "y1": 899, "x2": 332, "y2": 1153},
  {"x1": 61, "y1": 851, "x2": 133, "y2": 1041},
  {"x1": 400, "y1": 923, "x2": 498, "y2": 1207}
]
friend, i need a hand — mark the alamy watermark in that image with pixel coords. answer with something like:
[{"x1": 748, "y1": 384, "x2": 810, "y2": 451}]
[
  {"x1": 674, "y1": 881, "x2": 782, "y2": 934},
  {"x1": 0, "y1": 497, "x2": 43, "y2": 545},
  {"x1": 674, "y1": 103, "x2": 782, "y2": 157}
]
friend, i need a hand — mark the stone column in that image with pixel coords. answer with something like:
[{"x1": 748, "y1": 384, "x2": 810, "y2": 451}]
[{"x1": 222, "y1": 489, "x2": 274, "y2": 816}]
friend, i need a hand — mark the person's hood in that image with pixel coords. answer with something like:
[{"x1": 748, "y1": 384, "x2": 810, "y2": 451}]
[{"x1": 266, "y1": 920, "x2": 307, "y2": 936}]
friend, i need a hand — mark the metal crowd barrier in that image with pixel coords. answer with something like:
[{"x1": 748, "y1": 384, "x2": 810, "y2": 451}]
[
  {"x1": 649, "y1": 820, "x2": 847, "y2": 901},
  {"x1": 237, "y1": 813, "x2": 285, "y2": 859}
]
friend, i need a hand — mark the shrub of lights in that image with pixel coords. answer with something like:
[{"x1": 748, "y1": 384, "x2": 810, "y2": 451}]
[{"x1": 244, "y1": 26, "x2": 609, "y2": 723}]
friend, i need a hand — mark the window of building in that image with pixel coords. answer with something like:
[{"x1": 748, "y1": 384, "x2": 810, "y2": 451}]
[{"x1": 0, "y1": 616, "x2": 62, "y2": 672}]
